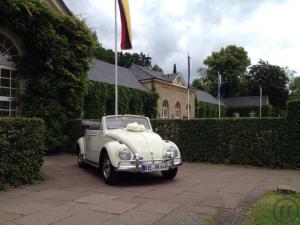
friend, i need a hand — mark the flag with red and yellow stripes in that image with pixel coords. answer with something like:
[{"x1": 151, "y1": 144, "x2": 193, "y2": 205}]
[{"x1": 118, "y1": 0, "x2": 132, "y2": 50}]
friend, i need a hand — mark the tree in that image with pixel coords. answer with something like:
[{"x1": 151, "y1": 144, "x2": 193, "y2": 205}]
[
  {"x1": 152, "y1": 64, "x2": 163, "y2": 73},
  {"x1": 203, "y1": 45, "x2": 251, "y2": 97},
  {"x1": 192, "y1": 68, "x2": 209, "y2": 91},
  {"x1": 246, "y1": 60, "x2": 289, "y2": 109},
  {"x1": 290, "y1": 76, "x2": 300, "y2": 101},
  {"x1": 92, "y1": 34, "x2": 162, "y2": 70},
  {"x1": 173, "y1": 64, "x2": 177, "y2": 73}
]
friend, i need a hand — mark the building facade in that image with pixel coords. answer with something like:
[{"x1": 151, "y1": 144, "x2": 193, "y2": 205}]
[
  {"x1": 140, "y1": 75, "x2": 195, "y2": 119},
  {"x1": 1, "y1": 0, "x2": 196, "y2": 119},
  {"x1": 89, "y1": 60, "x2": 196, "y2": 119},
  {"x1": 196, "y1": 90, "x2": 270, "y2": 118},
  {"x1": 0, "y1": 0, "x2": 69, "y2": 117}
]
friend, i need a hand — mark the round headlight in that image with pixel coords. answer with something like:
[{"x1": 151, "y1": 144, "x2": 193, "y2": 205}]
[
  {"x1": 166, "y1": 146, "x2": 178, "y2": 158},
  {"x1": 119, "y1": 148, "x2": 132, "y2": 160}
]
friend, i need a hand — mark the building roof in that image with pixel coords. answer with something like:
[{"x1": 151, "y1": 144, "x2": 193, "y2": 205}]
[
  {"x1": 129, "y1": 64, "x2": 166, "y2": 81},
  {"x1": 222, "y1": 96, "x2": 269, "y2": 107},
  {"x1": 130, "y1": 64, "x2": 190, "y2": 88},
  {"x1": 45, "y1": 0, "x2": 73, "y2": 16},
  {"x1": 56, "y1": 0, "x2": 73, "y2": 16},
  {"x1": 162, "y1": 73, "x2": 178, "y2": 82},
  {"x1": 196, "y1": 90, "x2": 270, "y2": 107},
  {"x1": 88, "y1": 60, "x2": 148, "y2": 91},
  {"x1": 196, "y1": 90, "x2": 224, "y2": 106}
]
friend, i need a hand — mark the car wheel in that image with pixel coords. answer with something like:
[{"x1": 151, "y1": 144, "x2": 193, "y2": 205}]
[
  {"x1": 161, "y1": 168, "x2": 178, "y2": 180},
  {"x1": 78, "y1": 153, "x2": 85, "y2": 168},
  {"x1": 100, "y1": 153, "x2": 118, "y2": 185}
]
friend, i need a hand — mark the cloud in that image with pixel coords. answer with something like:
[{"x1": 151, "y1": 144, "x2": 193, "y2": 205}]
[{"x1": 65, "y1": 0, "x2": 300, "y2": 81}]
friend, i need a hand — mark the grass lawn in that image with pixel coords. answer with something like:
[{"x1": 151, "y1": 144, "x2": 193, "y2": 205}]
[{"x1": 241, "y1": 192, "x2": 300, "y2": 225}]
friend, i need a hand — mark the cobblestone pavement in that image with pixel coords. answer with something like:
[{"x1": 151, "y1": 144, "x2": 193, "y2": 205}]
[{"x1": 1, "y1": 154, "x2": 300, "y2": 225}]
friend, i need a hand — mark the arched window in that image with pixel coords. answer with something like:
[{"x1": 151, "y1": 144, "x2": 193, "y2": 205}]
[
  {"x1": 0, "y1": 33, "x2": 20, "y2": 117},
  {"x1": 161, "y1": 100, "x2": 169, "y2": 119},
  {"x1": 175, "y1": 102, "x2": 181, "y2": 118}
]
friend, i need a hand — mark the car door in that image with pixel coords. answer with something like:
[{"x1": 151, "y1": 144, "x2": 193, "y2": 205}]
[
  {"x1": 88, "y1": 128, "x2": 104, "y2": 163},
  {"x1": 84, "y1": 128, "x2": 98, "y2": 162}
]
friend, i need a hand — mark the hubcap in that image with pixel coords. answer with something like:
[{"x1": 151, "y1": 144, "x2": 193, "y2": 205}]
[{"x1": 103, "y1": 157, "x2": 111, "y2": 178}]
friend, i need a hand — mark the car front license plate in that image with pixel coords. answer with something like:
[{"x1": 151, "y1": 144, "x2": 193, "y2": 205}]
[{"x1": 141, "y1": 163, "x2": 169, "y2": 172}]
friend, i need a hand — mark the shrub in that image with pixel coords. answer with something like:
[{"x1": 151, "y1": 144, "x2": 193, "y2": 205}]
[
  {"x1": 63, "y1": 119, "x2": 89, "y2": 154},
  {"x1": 0, "y1": 118, "x2": 45, "y2": 190},
  {"x1": 152, "y1": 101, "x2": 300, "y2": 168}
]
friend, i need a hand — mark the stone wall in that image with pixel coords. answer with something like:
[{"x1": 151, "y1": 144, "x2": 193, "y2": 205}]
[{"x1": 142, "y1": 80, "x2": 196, "y2": 119}]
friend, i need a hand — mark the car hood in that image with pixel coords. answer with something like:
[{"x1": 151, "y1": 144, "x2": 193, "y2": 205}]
[{"x1": 105, "y1": 130, "x2": 165, "y2": 160}]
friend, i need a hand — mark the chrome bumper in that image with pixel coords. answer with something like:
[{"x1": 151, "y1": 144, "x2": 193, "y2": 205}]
[{"x1": 116, "y1": 157, "x2": 182, "y2": 172}]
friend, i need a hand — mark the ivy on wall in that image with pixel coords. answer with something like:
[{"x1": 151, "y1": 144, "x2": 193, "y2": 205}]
[
  {"x1": 0, "y1": 0, "x2": 95, "y2": 148},
  {"x1": 84, "y1": 81, "x2": 158, "y2": 119},
  {"x1": 196, "y1": 101, "x2": 226, "y2": 118}
]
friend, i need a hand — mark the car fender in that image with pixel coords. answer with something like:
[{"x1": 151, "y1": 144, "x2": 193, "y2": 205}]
[
  {"x1": 76, "y1": 137, "x2": 85, "y2": 155},
  {"x1": 102, "y1": 141, "x2": 124, "y2": 168},
  {"x1": 164, "y1": 140, "x2": 181, "y2": 158}
]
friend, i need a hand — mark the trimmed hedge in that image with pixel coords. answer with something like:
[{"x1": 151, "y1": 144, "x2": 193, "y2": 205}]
[
  {"x1": 0, "y1": 118, "x2": 45, "y2": 190},
  {"x1": 287, "y1": 101, "x2": 300, "y2": 121},
  {"x1": 63, "y1": 101, "x2": 300, "y2": 168},
  {"x1": 152, "y1": 101, "x2": 300, "y2": 168}
]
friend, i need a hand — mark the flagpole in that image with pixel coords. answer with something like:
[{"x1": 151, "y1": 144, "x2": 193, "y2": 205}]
[
  {"x1": 218, "y1": 71, "x2": 221, "y2": 119},
  {"x1": 187, "y1": 53, "x2": 191, "y2": 119},
  {"x1": 218, "y1": 96, "x2": 221, "y2": 119},
  {"x1": 114, "y1": 0, "x2": 118, "y2": 115},
  {"x1": 259, "y1": 85, "x2": 262, "y2": 118}
]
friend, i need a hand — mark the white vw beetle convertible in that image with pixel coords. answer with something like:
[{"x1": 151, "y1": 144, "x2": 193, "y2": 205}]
[{"x1": 76, "y1": 115, "x2": 182, "y2": 184}]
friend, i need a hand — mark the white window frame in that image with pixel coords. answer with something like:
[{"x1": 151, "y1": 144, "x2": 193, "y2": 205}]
[
  {"x1": 0, "y1": 33, "x2": 19, "y2": 117},
  {"x1": 162, "y1": 100, "x2": 169, "y2": 119},
  {"x1": 249, "y1": 111, "x2": 256, "y2": 117},
  {"x1": 233, "y1": 112, "x2": 240, "y2": 118},
  {"x1": 0, "y1": 65, "x2": 18, "y2": 117}
]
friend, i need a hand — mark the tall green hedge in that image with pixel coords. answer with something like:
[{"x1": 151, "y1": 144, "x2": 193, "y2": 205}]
[
  {"x1": 152, "y1": 101, "x2": 300, "y2": 168},
  {"x1": 0, "y1": 118, "x2": 45, "y2": 190},
  {"x1": 287, "y1": 101, "x2": 300, "y2": 121},
  {"x1": 286, "y1": 101, "x2": 300, "y2": 165},
  {"x1": 0, "y1": 0, "x2": 95, "y2": 149},
  {"x1": 84, "y1": 81, "x2": 158, "y2": 119}
]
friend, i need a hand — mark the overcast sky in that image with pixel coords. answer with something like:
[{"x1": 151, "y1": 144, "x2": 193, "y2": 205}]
[{"x1": 65, "y1": 0, "x2": 300, "y2": 81}]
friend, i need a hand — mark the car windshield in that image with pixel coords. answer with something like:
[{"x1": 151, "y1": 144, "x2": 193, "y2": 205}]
[{"x1": 105, "y1": 116, "x2": 151, "y2": 130}]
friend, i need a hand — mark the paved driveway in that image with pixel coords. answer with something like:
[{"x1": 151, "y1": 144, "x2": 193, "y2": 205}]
[{"x1": 0, "y1": 154, "x2": 300, "y2": 225}]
